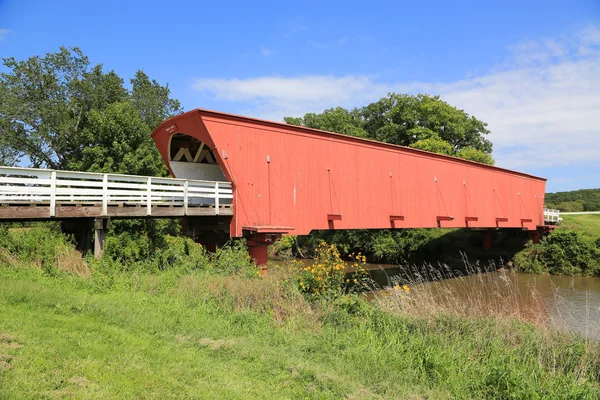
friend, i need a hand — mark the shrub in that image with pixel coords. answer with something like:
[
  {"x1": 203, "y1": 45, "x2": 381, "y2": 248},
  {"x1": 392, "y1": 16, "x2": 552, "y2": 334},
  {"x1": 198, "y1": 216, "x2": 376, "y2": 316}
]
[
  {"x1": 515, "y1": 229, "x2": 600, "y2": 276},
  {"x1": 211, "y1": 240, "x2": 257, "y2": 277},
  {"x1": 296, "y1": 242, "x2": 369, "y2": 300},
  {"x1": 0, "y1": 223, "x2": 88, "y2": 276}
]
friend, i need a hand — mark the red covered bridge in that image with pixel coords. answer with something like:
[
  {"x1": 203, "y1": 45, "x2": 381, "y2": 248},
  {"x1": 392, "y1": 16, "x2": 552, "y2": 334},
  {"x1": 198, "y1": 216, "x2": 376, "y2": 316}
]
[{"x1": 151, "y1": 109, "x2": 549, "y2": 265}]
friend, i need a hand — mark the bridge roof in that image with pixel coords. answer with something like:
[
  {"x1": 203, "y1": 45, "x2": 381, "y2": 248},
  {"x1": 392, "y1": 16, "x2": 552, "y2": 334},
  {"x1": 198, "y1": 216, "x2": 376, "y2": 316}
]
[{"x1": 152, "y1": 108, "x2": 546, "y2": 182}]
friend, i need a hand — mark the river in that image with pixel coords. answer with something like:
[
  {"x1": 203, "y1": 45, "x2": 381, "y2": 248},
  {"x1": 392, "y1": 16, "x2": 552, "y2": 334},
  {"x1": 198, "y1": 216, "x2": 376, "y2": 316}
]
[{"x1": 273, "y1": 258, "x2": 600, "y2": 339}]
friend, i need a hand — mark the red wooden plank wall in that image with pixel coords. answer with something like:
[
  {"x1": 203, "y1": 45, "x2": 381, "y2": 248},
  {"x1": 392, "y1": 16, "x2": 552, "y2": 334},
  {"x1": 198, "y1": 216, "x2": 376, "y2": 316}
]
[{"x1": 152, "y1": 109, "x2": 547, "y2": 238}]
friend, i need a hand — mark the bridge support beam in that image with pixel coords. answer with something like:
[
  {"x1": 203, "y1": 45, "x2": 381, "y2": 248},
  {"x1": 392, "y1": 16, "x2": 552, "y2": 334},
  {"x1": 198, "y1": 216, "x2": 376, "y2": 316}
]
[
  {"x1": 529, "y1": 229, "x2": 543, "y2": 244},
  {"x1": 94, "y1": 218, "x2": 110, "y2": 259},
  {"x1": 482, "y1": 230, "x2": 493, "y2": 250}
]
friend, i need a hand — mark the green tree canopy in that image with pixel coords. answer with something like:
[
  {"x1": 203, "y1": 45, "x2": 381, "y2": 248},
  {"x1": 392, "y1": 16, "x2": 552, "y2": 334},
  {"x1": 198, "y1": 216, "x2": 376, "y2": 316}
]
[
  {"x1": 0, "y1": 47, "x2": 182, "y2": 176},
  {"x1": 284, "y1": 93, "x2": 494, "y2": 165}
]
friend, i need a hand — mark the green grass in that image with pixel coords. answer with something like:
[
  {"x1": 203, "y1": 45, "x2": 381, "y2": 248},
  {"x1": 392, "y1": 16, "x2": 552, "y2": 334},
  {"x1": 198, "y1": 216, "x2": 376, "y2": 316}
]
[
  {"x1": 560, "y1": 214, "x2": 600, "y2": 239},
  {"x1": 1, "y1": 264, "x2": 599, "y2": 399}
]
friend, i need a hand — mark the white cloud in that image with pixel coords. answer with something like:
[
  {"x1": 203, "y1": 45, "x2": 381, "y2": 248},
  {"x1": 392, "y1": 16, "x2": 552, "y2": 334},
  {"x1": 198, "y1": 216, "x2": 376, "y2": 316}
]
[
  {"x1": 0, "y1": 29, "x2": 12, "y2": 42},
  {"x1": 192, "y1": 26, "x2": 600, "y2": 170}
]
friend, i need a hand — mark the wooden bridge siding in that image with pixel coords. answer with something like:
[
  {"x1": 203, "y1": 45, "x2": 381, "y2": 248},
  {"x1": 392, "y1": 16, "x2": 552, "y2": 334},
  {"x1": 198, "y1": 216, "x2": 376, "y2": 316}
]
[
  {"x1": 151, "y1": 110, "x2": 547, "y2": 237},
  {"x1": 207, "y1": 117, "x2": 545, "y2": 234}
]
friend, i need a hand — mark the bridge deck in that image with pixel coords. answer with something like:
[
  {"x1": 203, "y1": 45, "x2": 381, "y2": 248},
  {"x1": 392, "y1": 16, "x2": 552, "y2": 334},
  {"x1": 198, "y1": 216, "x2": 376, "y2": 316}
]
[{"x1": 0, "y1": 166, "x2": 233, "y2": 221}]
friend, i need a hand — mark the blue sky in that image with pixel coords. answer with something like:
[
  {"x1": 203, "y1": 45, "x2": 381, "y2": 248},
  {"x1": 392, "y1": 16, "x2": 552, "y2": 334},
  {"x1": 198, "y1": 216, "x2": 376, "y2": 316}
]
[{"x1": 1, "y1": 0, "x2": 599, "y2": 193}]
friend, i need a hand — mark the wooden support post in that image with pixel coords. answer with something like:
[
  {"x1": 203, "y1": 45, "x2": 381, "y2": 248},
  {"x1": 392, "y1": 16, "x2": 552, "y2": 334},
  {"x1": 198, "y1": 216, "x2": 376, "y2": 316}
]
[{"x1": 94, "y1": 218, "x2": 109, "y2": 259}]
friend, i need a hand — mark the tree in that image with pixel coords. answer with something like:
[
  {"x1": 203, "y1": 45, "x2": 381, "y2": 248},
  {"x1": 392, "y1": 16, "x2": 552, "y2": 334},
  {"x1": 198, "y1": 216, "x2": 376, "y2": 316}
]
[
  {"x1": 408, "y1": 138, "x2": 454, "y2": 156},
  {"x1": 0, "y1": 47, "x2": 182, "y2": 174},
  {"x1": 130, "y1": 70, "x2": 183, "y2": 130},
  {"x1": 68, "y1": 101, "x2": 167, "y2": 176},
  {"x1": 555, "y1": 201, "x2": 585, "y2": 213},
  {"x1": 285, "y1": 93, "x2": 494, "y2": 165},
  {"x1": 284, "y1": 107, "x2": 366, "y2": 137},
  {"x1": 545, "y1": 189, "x2": 600, "y2": 211}
]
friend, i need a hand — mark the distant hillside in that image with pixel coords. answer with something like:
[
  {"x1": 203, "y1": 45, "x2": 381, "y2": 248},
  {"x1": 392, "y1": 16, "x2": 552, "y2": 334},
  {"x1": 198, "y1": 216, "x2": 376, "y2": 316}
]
[{"x1": 545, "y1": 188, "x2": 600, "y2": 211}]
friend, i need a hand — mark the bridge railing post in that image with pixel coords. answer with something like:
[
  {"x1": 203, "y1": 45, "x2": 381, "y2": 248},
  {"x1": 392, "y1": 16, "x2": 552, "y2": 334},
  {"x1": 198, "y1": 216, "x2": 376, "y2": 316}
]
[
  {"x1": 102, "y1": 174, "x2": 108, "y2": 216},
  {"x1": 215, "y1": 182, "x2": 219, "y2": 215},
  {"x1": 147, "y1": 177, "x2": 152, "y2": 216},
  {"x1": 50, "y1": 170, "x2": 56, "y2": 218},
  {"x1": 183, "y1": 180, "x2": 188, "y2": 216}
]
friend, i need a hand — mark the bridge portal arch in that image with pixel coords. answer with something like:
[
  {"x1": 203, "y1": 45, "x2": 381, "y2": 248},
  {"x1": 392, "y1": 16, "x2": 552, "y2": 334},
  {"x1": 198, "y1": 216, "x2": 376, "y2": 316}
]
[{"x1": 167, "y1": 133, "x2": 227, "y2": 182}]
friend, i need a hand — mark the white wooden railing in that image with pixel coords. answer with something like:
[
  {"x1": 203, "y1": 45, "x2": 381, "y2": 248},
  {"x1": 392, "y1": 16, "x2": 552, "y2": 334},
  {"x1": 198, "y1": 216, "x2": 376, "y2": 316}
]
[
  {"x1": 543, "y1": 208, "x2": 562, "y2": 224},
  {"x1": 0, "y1": 166, "x2": 233, "y2": 217}
]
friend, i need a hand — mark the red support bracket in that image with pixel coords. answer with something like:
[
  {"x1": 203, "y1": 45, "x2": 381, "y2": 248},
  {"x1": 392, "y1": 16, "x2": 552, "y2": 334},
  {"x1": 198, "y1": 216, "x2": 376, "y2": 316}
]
[
  {"x1": 465, "y1": 216, "x2": 478, "y2": 227},
  {"x1": 495, "y1": 217, "x2": 508, "y2": 227},
  {"x1": 327, "y1": 214, "x2": 342, "y2": 221},
  {"x1": 390, "y1": 215, "x2": 404, "y2": 228},
  {"x1": 436, "y1": 215, "x2": 454, "y2": 227}
]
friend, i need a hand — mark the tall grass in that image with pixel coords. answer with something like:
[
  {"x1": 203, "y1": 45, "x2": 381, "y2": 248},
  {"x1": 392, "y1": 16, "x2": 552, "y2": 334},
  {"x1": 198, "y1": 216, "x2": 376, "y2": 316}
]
[
  {"x1": 374, "y1": 257, "x2": 548, "y2": 324},
  {"x1": 372, "y1": 255, "x2": 600, "y2": 342}
]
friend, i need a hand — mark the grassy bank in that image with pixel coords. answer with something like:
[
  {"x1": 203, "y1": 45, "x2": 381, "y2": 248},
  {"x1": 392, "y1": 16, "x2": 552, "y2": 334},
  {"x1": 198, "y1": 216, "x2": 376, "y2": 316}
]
[
  {"x1": 1, "y1": 227, "x2": 600, "y2": 398},
  {"x1": 559, "y1": 214, "x2": 600, "y2": 239}
]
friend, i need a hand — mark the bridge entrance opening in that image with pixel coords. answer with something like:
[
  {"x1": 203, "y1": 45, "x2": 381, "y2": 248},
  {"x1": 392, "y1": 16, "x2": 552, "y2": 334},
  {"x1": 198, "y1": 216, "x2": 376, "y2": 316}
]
[{"x1": 168, "y1": 133, "x2": 227, "y2": 182}]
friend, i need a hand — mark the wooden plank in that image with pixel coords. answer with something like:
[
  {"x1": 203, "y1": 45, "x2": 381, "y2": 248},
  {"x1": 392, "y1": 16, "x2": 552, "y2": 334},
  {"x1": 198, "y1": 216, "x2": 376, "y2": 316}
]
[
  {"x1": 56, "y1": 179, "x2": 105, "y2": 188},
  {"x1": 193, "y1": 143, "x2": 205, "y2": 162},
  {"x1": 0, "y1": 206, "x2": 50, "y2": 219},
  {"x1": 0, "y1": 186, "x2": 52, "y2": 193},
  {"x1": 107, "y1": 207, "x2": 148, "y2": 217},
  {"x1": 173, "y1": 148, "x2": 193, "y2": 162},
  {"x1": 56, "y1": 206, "x2": 103, "y2": 218},
  {"x1": 0, "y1": 177, "x2": 51, "y2": 185},
  {"x1": 106, "y1": 174, "x2": 150, "y2": 184},
  {"x1": 0, "y1": 167, "x2": 52, "y2": 178},
  {"x1": 56, "y1": 171, "x2": 104, "y2": 180},
  {"x1": 188, "y1": 207, "x2": 233, "y2": 216}
]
